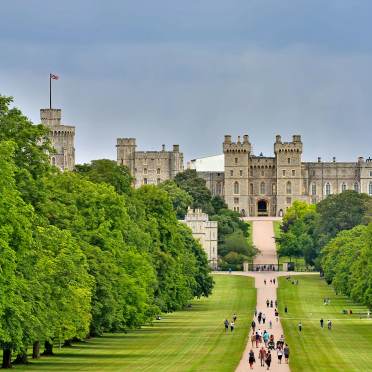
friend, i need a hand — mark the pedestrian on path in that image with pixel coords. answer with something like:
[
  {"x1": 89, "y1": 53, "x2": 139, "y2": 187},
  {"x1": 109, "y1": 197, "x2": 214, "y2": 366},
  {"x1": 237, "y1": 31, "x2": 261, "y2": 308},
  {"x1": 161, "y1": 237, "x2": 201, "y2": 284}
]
[
  {"x1": 263, "y1": 330, "x2": 269, "y2": 347},
  {"x1": 328, "y1": 320, "x2": 332, "y2": 330},
  {"x1": 251, "y1": 320, "x2": 256, "y2": 333},
  {"x1": 275, "y1": 299, "x2": 278, "y2": 307},
  {"x1": 273, "y1": 278, "x2": 276, "y2": 285},
  {"x1": 233, "y1": 313, "x2": 237, "y2": 322},
  {"x1": 248, "y1": 349, "x2": 255, "y2": 369},
  {"x1": 266, "y1": 299, "x2": 270, "y2": 308},
  {"x1": 270, "y1": 300, "x2": 273, "y2": 308},
  {"x1": 275, "y1": 309, "x2": 279, "y2": 322},
  {"x1": 298, "y1": 321, "x2": 302, "y2": 332},
  {"x1": 284, "y1": 344, "x2": 290, "y2": 364},
  {"x1": 265, "y1": 350, "x2": 272, "y2": 370},
  {"x1": 284, "y1": 305, "x2": 288, "y2": 313},
  {"x1": 258, "y1": 312, "x2": 262, "y2": 324},
  {"x1": 224, "y1": 319, "x2": 229, "y2": 333},
  {"x1": 269, "y1": 320, "x2": 272, "y2": 329},
  {"x1": 264, "y1": 279, "x2": 267, "y2": 285},
  {"x1": 251, "y1": 333, "x2": 256, "y2": 348},
  {"x1": 262, "y1": 313, "x2": 266, "y2": 324},
  {"x1": 320, "y1": 318, "x2": 324, "y2": 328},
  {"x1": 259, "y1": 346, "x2": 266, "y2": 367},
  {"x1": 230, "y1": 321, "x2": 235, "y2": 332},
  {"x1": 254, "y1": 309, "x2": 257, "y2": 317},
  {"x1": 255, "y1": 332, "x2": 260, "y2": 348},
  {"x1": 277, "y1": 347, "x2": 283, "y2": 364}
]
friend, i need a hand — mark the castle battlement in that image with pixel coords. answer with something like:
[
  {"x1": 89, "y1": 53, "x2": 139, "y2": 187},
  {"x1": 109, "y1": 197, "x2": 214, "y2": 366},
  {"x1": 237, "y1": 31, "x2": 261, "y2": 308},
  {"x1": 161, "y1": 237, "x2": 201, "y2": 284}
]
[{"x1": 223, "y1": 135, "x2": 251, "y2": 153}]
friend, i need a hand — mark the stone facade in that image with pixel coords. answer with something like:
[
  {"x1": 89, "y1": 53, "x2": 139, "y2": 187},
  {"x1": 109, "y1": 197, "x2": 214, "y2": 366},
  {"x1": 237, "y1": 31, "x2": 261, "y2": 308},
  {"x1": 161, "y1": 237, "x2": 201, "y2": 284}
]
[
  {"x1": 180, "y1": 208, "x2": 218, "y2": 269},
  {"x1": 196, "y1": 135, "x2": 372, "y2": 217},
  {"x1": 116, "y1": 138, "x2": 184, "y2": 187},
  {"x1": 40, "y1": 108, "x2": 75, "y2": 171}
]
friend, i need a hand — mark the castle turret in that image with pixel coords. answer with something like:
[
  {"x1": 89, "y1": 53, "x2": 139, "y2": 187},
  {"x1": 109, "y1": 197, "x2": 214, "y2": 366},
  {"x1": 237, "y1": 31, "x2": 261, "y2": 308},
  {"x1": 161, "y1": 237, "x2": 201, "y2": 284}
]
[
  {"x1": 274, "y1": 135, "x2": 303, "y2": 215},
  {"x1": 116, "y1": 138, "x2": 136, "y2": 175},
  {"x1": 40, "y1": 108, "x2": 75, "y2": 171},
  {"x1": 223, "y1": 134, "x2": 251, "y2": 216}
]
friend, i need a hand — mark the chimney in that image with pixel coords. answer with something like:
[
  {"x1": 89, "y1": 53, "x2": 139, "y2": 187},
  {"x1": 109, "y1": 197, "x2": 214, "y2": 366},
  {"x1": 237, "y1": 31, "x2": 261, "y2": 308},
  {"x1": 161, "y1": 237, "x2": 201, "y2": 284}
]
[
  {"x1": 162, "y1": 144, "x2": 165, "y2": 151},
  {"x1": 173, "y1": 144, "x2": 179, "y2": 152},
  {"x1": 275, "y1": 135, "x2": 282, "y2": 143},
  {"x1": 293, "y1": 135, "x2": 301, "y2": 143},
  {"x1": 237, "y1": 136, "x2": 241, "y2": 143},
  {"x1": 243, "y1": 134, "x2": 249, "y2": 144},
  {"x1": 333, "y1": 157, "x2": 336, "y2": 162},
  {"x1": 224, "y1": 135, "x2": 232, "y2": 143},
  {"x1": 318, "y1": 157, "x2": 321, "y2": 163}
]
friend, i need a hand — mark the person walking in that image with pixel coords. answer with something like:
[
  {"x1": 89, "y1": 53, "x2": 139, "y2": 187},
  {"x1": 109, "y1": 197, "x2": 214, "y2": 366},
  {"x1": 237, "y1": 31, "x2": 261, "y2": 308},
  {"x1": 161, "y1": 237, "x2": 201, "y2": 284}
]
[
  {"x1": 298, "y1": 321, "x2": 302, "y2": 332},
  {"x1": 262, "y1": 313, "x2": 266, "y2": 324},
  {"x1": 275, "y1": 309, "x2": 279, "y2": 322},
  {"x1": 264, "y1": 279, "x2": 267, "y2": 285},
  {"x1": 320, "y1": 318, "x2": 324, "y2": 328},
  {"x1": 251, "y1": 332, "x2": 256, "y2": 348},
  {"x1": 284, "y1": 344, "x2": 290, "y2": 364},
  {"x1": 284, "y1": 305, "x2": 288, "y2": 313},
  {"x1": 263, "y1": 330, "x2": 269, "y2": 347},
  {"x1": 251, "y1": 320, "x2": 256, "y2": 333},
  {"x1": 269, "y1": 320, "x2": 272, "y2": 329},
  {"x1": 255, "y1": 331, "x2": 260, "y2": 348},
  {"x1": 224, "y1": 319, "x2": 229, "y2": 333},
  {"x1": 328, "y1": 320, "x2": 332, "y2": 330},
  {"x1": 266, "y1": 299, "x2": 270, "y2": 308},
  {"x1": 265, "y1": 350, "x2": 272, "y2": 370},
  {"x1": 248, "y1": 349, "x2": 256, "y2": 369},
  {"x1": 258, "y1": 312, "x2": 262, "y2": 324},
  {"x1": 259, "y1": 346, "x2": 266, "y2": 367},
  {"x1": 230, "y1": 320, "x2": 235, "y2": 332},
  {"x1": 277, "y1": 347, "x2": 283, "y2": 364},
  {"x1": 233, "y1": 313, "x2": 237, "y2": 322},
  {"x1": 270, "y1": 300, "x2": 273, "y2": 308},
  {"x1": 273, "y1": 278, "x2": 276, "y2": 285}
]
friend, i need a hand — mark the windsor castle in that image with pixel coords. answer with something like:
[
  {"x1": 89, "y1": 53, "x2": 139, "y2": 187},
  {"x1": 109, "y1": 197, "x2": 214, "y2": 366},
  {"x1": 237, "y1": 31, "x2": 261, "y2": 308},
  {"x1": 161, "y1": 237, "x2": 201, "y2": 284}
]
[{"x1": 43, "y1": 107, "x2": 372, "y2": 217}]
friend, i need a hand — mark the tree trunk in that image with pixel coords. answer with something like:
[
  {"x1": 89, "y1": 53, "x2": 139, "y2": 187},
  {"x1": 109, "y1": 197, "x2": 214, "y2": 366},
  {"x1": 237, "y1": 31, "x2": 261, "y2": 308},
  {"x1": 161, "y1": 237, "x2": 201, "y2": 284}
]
[
  {"x1": 13, "y1": 351, "x2": 28, "y2": 365},
  {"x1": 32, "y1": 341, "x2": 40, "y2": 359},
  {"x1": 42, "y1": 341, "x2": 54, "y2": 356},
  {"x1": 2, "y1": 347, "x2": 12, "y2": 369}
]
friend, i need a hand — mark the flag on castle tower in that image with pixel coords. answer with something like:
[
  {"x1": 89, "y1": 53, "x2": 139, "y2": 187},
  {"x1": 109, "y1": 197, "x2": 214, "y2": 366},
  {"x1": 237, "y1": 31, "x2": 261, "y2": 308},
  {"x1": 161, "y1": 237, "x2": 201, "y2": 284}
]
[{"x1": 50, "y1": 73, "x2": 59, "y2": 80}]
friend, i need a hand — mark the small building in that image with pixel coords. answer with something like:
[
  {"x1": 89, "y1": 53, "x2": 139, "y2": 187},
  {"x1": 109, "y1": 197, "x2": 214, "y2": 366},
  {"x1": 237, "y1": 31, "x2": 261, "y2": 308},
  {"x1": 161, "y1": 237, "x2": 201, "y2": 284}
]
[{"x1": 180, "y1": 208, "x2": 218, "y2": 269}]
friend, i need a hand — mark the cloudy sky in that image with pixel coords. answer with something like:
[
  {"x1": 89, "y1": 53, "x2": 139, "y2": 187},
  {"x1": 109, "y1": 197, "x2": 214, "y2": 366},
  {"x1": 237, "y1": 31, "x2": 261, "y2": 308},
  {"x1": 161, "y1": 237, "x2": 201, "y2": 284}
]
[{"x1": 1, "y1": 1, "x2": 371, "y2": 164}]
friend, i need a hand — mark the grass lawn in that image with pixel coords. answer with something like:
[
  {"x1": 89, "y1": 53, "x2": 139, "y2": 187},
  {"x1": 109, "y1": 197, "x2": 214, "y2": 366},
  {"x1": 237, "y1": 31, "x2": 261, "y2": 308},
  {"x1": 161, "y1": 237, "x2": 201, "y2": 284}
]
[
  {"x1": 278, "y1": 275, "x2": 372, "y2": 372},
  {"x1": 15, "y1": 275, "x2": 255, "y2": 372}
]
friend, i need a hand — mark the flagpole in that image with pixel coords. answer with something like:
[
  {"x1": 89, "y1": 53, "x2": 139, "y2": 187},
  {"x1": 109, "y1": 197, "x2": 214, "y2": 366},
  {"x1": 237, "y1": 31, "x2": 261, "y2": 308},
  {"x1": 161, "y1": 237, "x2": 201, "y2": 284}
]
[{"x1": 49, "y1": 73, "x2": 52, "y2": 109}]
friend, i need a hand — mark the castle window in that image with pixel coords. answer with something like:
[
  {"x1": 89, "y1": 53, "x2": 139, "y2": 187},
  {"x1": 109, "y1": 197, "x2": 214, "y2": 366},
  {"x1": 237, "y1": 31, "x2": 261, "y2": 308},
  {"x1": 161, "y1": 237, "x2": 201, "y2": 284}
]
[
  {"x1": 369, "y1": 182, "x2": 372, "y2": 195},
  {"x1": 144, "y1": 178, "x2": 148, "y2": 185},
  {"x1": 235, "y1": 157, "x2": 238, "y2": 164},
  {"x1": 311, "y1": 183, "x2": 316, "y2": 195},
  {"x1": 288, "y1": 158, "x2": 291, "y2": 164},
  {"x1": 370, "y1": 171, "x2": 372, "y2": 177},
  {"x1": 250, "y1": 170, "x2": 253, "y2": 176},
  {"x1": 260, "y1": 182, "x2": 265, "y2": 195},
  {"x1": 144, "y1": 168, "x2": 147, "y2": 174},
  {"x1": 286, "y1": 181, "x2": 292, "y2": 194},
  {"x1": 234, "y1": 197, "x2": 239, "y2": 204},
  {"x1": 286, "y1": 197, "x2": 292, "y2": 204},
  {"x1": 240, "y1": 170, "x2": 243, "y2": 176},
  {"x1": 354, "y1": 182, "x2": 359, "y2": 192},
  {"x1": 341, "y1": 183, "x2": 347, "y2": 192},
  {"x1": 292, "y1": 170, "x2": 296, "y2": 176},
  {"x1": 230, "y1": 170, "x2": 233, "y2": 177},
  {"x1": 157, "y1": 168, "x2": 161, "y2": 174},
  {"x1": 157, "y1": 178, "x2": 161, "y2": 185},
  {"x1": 234, "y1": 181, "x2": 239, "y2": 194},
  {"x1": 250, "y1": 183, "x2": 254, "y2": 194},
  {"x1": 282, "y1": 170, "x2": 286, "y2": 177},
  {"x1": 325, "y1": 182, "x2": 331, "y2": 196},
  {"x1": 51, "y1": 157, "x2": 56, "y2": 166}
]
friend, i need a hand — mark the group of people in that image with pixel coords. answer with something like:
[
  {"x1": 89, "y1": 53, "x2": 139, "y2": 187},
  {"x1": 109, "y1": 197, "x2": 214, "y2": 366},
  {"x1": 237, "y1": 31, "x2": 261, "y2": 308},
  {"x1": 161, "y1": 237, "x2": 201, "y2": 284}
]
[
  {"x1": 255, "y1": 265, "x2": 277, "y2": 272},
  {"x1": 224, "y1": 313, "x2": 238, "y2": 333}
]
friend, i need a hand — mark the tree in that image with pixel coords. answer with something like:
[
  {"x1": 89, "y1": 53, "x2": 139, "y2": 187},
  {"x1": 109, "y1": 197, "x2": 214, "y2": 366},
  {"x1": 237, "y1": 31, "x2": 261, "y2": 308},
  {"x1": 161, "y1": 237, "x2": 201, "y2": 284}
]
[{"x1": 159, "y1": 180, "x2": 193, "y2": 219}]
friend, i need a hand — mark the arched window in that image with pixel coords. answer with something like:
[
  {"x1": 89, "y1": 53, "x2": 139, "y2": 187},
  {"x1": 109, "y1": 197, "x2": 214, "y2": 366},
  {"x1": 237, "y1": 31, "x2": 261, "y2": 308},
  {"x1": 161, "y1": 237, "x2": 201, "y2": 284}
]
[
  {"x1": 286, "y1": 181, "x2": 292, "y2": 195},
  {"x1": 354, "y1": 182, "x2": 359, "y2": 192},
  {"x1": 250, "y1": 183, "x2": 254, "y2": 195},
  {"x1": 341, "y1": 183, "x2": 347, "y2": 192},
  {"x1": 325, "y1": 182, "x2": 331, "y2": 196},
  {"x1": 51, "y1": 157, "x2": 56, "y2": 166},
  {"x1": 157, "y1": 168, "x2": 161, "y2": 174},
  {"x1": 234, "y1": 181, "x2": 239, "y2": 194},
  {"x1": 260, "y1": 182, "x2": 265, "y2": 195},
  {"x1": 311, "y1": 183, "x2": 316, "y2": 195},
  {"x1": 369, "y1": 181, "x2": 372, "y2": 196}
]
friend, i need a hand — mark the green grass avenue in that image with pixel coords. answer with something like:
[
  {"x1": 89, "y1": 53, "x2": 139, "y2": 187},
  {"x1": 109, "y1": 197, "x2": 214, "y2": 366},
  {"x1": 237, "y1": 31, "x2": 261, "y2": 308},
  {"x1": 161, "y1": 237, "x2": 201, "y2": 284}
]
[
  {"x1": 278, "y1": 275, "x2": 372, "y2": 372},
  {"x1": 14, "y1": 275, "x2": 255, "y2": 372}
]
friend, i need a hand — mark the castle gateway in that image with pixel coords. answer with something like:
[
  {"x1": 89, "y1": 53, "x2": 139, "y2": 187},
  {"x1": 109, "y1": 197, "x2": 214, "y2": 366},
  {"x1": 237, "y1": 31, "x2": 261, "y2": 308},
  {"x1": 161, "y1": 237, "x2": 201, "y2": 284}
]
[{"x1": 191, "y1": 135, "x2": 372, "y2": 217}]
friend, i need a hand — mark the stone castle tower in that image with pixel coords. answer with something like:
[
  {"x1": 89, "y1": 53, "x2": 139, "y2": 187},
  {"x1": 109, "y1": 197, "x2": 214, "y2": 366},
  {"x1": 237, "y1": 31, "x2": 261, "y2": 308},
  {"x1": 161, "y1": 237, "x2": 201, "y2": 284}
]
[
  {"x1": 116, "y1": 138, "x2": 183, "y2": 187},
  {"x1": 40, "y1": 108, "x2": 75, "y2": 171}
]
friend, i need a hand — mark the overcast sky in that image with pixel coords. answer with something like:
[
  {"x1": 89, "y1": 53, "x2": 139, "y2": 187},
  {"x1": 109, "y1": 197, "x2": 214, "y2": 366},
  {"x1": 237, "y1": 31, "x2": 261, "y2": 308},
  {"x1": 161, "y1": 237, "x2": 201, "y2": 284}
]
[{"x1": 1, "y1": 1, "x2": 371, "y2": 164}]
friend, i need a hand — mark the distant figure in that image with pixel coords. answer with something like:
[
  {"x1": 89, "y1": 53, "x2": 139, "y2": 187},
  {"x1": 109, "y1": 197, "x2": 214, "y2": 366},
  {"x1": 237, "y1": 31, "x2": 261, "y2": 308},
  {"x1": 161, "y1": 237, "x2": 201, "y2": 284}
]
[
  {"x1": 284, "y1": 306, "x2": 288, "y2": 313},
  {"x1": 298, "y1": 321, "x2": 302, "y2": 332},
  {"x1": 275, "y1": 299, "x2": 278, "y2": 307},
  {"x1": 265, "y1": 350, "x2": 272, "y2": 370},
  {"x1": 270, "y1": 300, "x2": 274, "y2": 308},
  {"x1": 251, "y1": 333, "x2": 256, "y2": 347},
  {"x1": 258, "y1": 312, "x2": 262, "y2": 324},
  {"x1": 264, "y1": 279, "x2": 267, "y2": 285},
  {"x1": 262, "y1": 313, "x2": 266, "y2": 324},
  {"x1": 284, "y1": 344, "x2": 290, "y2": 364},
  {"x1": 320, "y1": 318, "x2": 324, "y2": 328},
  {"x1": 275, "y1": 309, "x2": 279, "y2": 322},
  {"x1": 269, "y1": 320, "x2": 272, "y2": 329},
  {"x1": 248, "y1": 349, "x2": 256, "y2": 369},
  {"x1": 233, "y1": 313, "x2": 237, "y2": 322},
  {"x1": 277, "y1": 347, "x2": 283, "y2": 364},
  {"x1": 251, "y1": 320, "x2": 256, "y2": 333},
  {"x1": 259, "y1": 346, "x2": 266, "y2": 367},
  {"x1": 224, "y1": 319, "x2": 229, "y2": 333},
  {"x1": 230, "y1": 321, "x2": 235, "y2": 332},
  {"x1": 266, "y1": 299, "x2": 270, "y2": 308},
  {"x1": 327, "y1": 320, "x2": 332, "y2": 330},
  {"x1": 229, "y1": 268, "x2": 232, "y2": 274},
  {"x1": 254, "y1": 308, "x2": 257, "y2": 317},
  {"x1": 273, "y1": 278, "x2": 276, "y2": 285}
]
